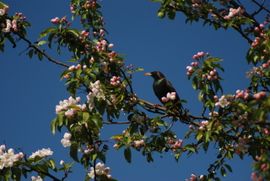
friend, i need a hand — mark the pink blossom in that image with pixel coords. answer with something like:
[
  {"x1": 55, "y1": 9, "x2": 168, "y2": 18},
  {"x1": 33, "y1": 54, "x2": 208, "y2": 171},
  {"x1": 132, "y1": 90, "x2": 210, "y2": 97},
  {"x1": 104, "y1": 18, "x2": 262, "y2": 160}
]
[
  {"x1": 81, "y1": 30, "x2": 89, "y2": 38},
  {"x1": 224, "y1": 7, "x2": 243, "y2": 20},
  {"x1": 253, "y1": 91, "x2": 266, "y2": 100},
  {"x1": 11, "y1": 20, "x2": 17, "y2": 32},
  {"x1": 50, "y1": 17, "x2": 60, "y2": 24},
  {"x1": 192, "y1": 51, "x2": 207, "y2": 60},
  {"x1": 108, "y1": 43, "x2": 114, "y2": 48},
  {"x1": 161, "y1": 96, "x2": 169, "y2": 103},
  {"x1": 263, "y1": 128, "x2": 270, "y2": 135},
  {"x1": 110, "y1": 76, "x2": 121, "y2": 86}
]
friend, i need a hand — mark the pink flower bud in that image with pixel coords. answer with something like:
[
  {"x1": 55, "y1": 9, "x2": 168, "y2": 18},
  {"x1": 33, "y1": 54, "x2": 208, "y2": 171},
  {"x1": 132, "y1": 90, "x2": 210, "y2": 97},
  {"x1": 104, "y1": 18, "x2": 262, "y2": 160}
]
[
  {"x1": 51, "y1": 17, "x2": 60, "y2": 24},
  {"x1": 161, "y1": 97, "x2": 169, "y2": 103},
  {"x1": 108, "y1": 43, "x2": 114, "y2": 48}
]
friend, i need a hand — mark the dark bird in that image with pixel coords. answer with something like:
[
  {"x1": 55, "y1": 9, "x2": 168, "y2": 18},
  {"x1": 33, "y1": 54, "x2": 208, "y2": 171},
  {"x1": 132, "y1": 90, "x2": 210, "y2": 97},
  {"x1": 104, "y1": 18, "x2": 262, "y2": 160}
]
[{"x1": 144, "y1": 71, "x2": 182, "y2": 109}]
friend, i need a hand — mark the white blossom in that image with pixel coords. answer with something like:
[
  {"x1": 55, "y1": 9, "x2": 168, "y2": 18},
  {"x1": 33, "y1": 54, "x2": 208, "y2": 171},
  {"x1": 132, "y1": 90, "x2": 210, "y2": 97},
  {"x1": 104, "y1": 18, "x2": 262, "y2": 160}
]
[
  {"x1": 215, "y1": 95, "x2": 230, "y2": 108},
  {"x1": 60, "y1": 160, "x2": 65, "y2": 165},
  {"x1": 87, "y1": 80, "x2": 105, "y2": 111},
  {"x1": 31, "y1": 176, "x2": 43, "y2": 181},
  {"x1": 2, "y1": 19, "x2": 12, "y2": 33},
  {"x1": 88, "y1": 162, "x2": 112, "y2": 179},
  {"x1": 133, "y1": 139, "x2": 145, "y2": 148},
  {"x1": 29, "y1": 148, "x2": 53, "y2": 159},
  {"x1": 161, "y1": 92, "x2": 177, "y2": 103},
  {"x1": 0, "y1": 146, "x2": 24, "y2": 170},
  {"x1": 61, "y1": 132, "x2": 72, "y2": 148},
  {"x1": 55, "y1": 96, "x2": 86, "y2": 116}
]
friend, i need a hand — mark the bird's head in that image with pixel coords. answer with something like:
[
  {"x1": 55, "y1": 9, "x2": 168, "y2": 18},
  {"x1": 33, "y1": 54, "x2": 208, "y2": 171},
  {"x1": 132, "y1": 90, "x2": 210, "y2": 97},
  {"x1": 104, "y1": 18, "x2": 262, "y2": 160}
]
[{"x1": 144, "y1": 71, "x2": 165, "y2": 80}]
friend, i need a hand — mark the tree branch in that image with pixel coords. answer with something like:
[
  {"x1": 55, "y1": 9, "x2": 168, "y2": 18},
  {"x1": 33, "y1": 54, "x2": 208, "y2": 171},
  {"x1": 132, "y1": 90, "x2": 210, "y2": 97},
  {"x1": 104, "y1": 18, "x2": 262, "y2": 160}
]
[
  {"x1": 15, "y1": 32, "x2": 69, "y2": 68},
  {"x1": 138, "y1": 98, "x2": 207, "y2": 127},
  {"x1": 25, "y1": 166, "x2": 61, "y2": 181}
]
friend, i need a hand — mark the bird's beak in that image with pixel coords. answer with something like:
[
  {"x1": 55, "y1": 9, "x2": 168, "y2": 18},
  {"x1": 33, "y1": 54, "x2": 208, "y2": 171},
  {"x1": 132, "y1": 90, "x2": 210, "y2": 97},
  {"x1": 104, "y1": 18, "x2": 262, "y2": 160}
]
[{"x1": 144, "y1": 72, "x2": 152, "y2": 76}]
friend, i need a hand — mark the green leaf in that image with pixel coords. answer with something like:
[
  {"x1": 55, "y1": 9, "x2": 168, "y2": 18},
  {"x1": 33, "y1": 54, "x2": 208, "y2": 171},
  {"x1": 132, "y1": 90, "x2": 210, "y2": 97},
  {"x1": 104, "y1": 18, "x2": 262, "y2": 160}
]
[
  {"x1": 28, "y1": 49, "x2": 34, "y2": 58},
  {"x1": 50, "y1": 118, "x2": 57, "y2": 134},
  {"x1": 39, "y1": 27, "x2": 56, "y2": 39},
  {"x1": 124, "y1": 147, "x2": 132, "y2": 163},
  {"x1": 91, "y1": 114, "x2": 103, "y2": 129},
  {"x1": 196, "y1": 132, "x2": 203, "y2": 141},
  {"x1": 37, "y1": 40, "x2": 47, "y2": 46},
  {"x1": 224, "y1": 164, "x2": 233, "y2": 173},
  {"x1": 11, "y1": 167, "x2": 21, "y2": 181},
  {"x1": 0, "y1": 2, "x2": 8, "y2": 8},
  {"x1": 47, "y1": 159, "x2": 56, "y2": 170},
  {"x1": 220, "y1": 166, "x2": 227, "y2": 177},
  {"x1": 82, "y1": 112, "x2": 90, "y2": 122},
  {"x1": 70, "y1": 143, "x2": 79, "y2": 162}
]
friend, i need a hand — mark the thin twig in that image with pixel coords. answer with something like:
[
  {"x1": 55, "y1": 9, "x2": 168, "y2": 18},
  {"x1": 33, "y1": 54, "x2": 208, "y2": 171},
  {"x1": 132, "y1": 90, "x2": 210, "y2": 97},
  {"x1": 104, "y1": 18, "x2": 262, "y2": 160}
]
[
  {"x1": 251, "y1": 0, "x2": 270, "y2": 14},
  {"x1": 251, "y1": 0, "x2": 265, "y2": 17},
  {"x1": 103, "y1": 121, "x2": 130, "y2": 125},
  {"x1": 120, "y1": 69, "x2": 134, "y2": 94}
]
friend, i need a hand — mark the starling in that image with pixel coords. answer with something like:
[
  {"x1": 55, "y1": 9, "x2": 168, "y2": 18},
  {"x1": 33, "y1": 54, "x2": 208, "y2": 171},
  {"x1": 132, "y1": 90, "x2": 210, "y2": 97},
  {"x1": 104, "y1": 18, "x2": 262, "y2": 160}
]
[{"x1": 144, "y1": 71, "x2": 182, "y2": 109}]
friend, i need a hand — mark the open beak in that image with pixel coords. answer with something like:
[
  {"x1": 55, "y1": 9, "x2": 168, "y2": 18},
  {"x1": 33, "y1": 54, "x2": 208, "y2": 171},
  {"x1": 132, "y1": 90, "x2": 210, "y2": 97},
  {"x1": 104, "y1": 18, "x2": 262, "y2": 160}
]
[{"x1": 144, "y1": 72, "x2": 152, "y2": 76}]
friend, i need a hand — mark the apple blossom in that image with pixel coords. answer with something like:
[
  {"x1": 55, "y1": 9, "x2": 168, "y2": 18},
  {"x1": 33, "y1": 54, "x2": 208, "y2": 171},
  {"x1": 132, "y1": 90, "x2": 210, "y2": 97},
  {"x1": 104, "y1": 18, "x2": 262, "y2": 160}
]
[
  {"x1": 2, "y1": 19, "x2": 12, "y2": 33},
  {"x1": 215, "y1": 95, "x2": 230, "y2": 108},
  {"x1": 224, "y1": 7, "x2": 243, "y2": 20},
  {"x1": 31, "y1": 176, "x2": 43, "y2": 181},
  {"x1": 61, "y1": 132, "x2": 72, "y2": 148},
  {"x1": 50, "y1": 17, "x2": 60, "y2": 24},
  {"x1": 110, "y1": 76, "x2": 121, "y2": 86},
  {"x1": 29, "y1": 148, "x2": 53, "y2": 159},
  {"x1": 192, "y1": 51, "x2": 207, "y2": 60},
  {"x1": 88, "y1": 162, "x2": 112, "y2": 179},
  {"x1": 87, "y1": 80, "x2": 106, "y2": 111},
  {"x1": 133, "y1": 139, "x2": 145, "y2": 148},
  {"x1": 0, "y1": 146, "x2": 24, "y2": 170}
]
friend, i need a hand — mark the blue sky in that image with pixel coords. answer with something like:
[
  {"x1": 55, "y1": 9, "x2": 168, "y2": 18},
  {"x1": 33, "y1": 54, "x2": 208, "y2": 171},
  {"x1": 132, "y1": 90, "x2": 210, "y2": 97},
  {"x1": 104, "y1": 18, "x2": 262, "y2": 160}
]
[{"x1": 0, "y1": 0, "x2": 252, "y2": 180}]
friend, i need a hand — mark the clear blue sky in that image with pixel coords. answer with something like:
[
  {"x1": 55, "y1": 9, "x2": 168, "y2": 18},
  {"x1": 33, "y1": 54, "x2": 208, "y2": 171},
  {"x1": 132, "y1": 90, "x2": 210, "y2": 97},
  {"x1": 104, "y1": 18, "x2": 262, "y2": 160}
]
[{"x1": 0, "y1": 0, "x2": 252, "y2": 180}]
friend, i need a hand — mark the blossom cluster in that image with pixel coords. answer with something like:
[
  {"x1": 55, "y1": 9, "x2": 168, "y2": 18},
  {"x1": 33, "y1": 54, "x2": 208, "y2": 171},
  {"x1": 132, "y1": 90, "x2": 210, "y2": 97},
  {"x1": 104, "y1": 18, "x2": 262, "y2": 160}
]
[
  {"x1": 161, "y1": 92, "x2": 177, "y2": 103},
  {"x1": 88, "y1": 162, "x2": 112, "y2": 179},
  {"x1": 61, "y1": 132, "x2": 72, "y2": 148},
  {"x1": 185, "y1": 173, "x2": 204, "y2": 181},
  {"x1": 202, "y1": 68, "x2": 218, "y2": 81},
  {"x1": 55, "y1": 96, "x2": 86, "y2": 118},
  {"x1": 198, "y1": 120, "x2": 209, "y2": 130},
  {"x1": 224, "y1": 7, "x2": 244, "y2": 20},
  {"x1": 2, "y1": 19, "x2": 18, "y2": 33},
  {"x1": 83, "y1": 0, "x2": 97, "y2": 9},
  {"x1": 251, "y1": 23, "x2": 268, "y2": 48},
  {"x1": 186, "y1": 61, "x2": 199, "y2": 76},
  {"x1": 68, "y1": 64, "x2": 87, "y2": 72},
  {"x1": 251, "y1": 172, "x2": 263, "y2": 181},
  {"x1": 0, "y1": 145, "x2": 24, "y2": 170},
  {"x1": 87, "y1": 80, "x2": 106, "y2": 111},
  {"x1": 95, "y1": 39, "x2": 108, "y2": 52},
  {"x1": 29, "y1": 148, "x2": 53, "y2": 159},
  {"x1": 235, "y1": 89, "x2": 266, "y2": 101},
  {"x1": 50, "y1": 16, "x2": 68, "y2": 25},
  {"x1": 192, "y1": 51, "x2": 207, "y2": 60},
  {"x1": 80, "y1": 30, "x2": 89, "y2": 39},
  {"x1": 110, "y1": 76, "x2": 121, "y2": 86},
  {"x1": 191, "y1": 0, "x2": 202, "y2": 8},
  {"x1": 167, "y1": 138, "x2": 183, "y2": 151},
  {"x1": 247, "y1": 59, "x2": 270, "y2": 78}
]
